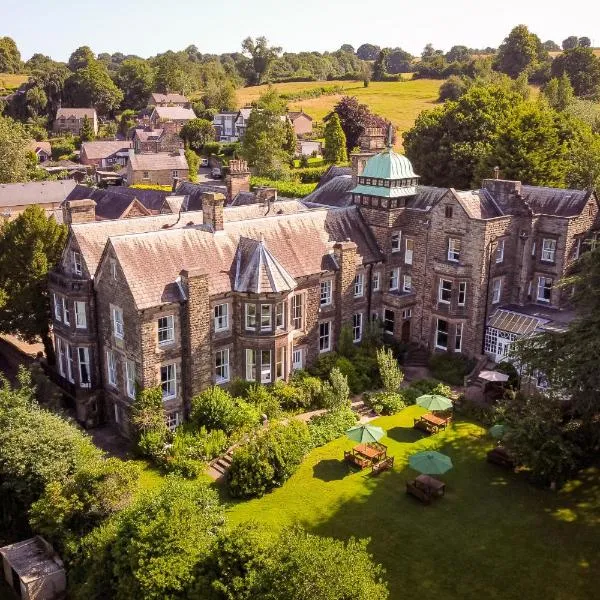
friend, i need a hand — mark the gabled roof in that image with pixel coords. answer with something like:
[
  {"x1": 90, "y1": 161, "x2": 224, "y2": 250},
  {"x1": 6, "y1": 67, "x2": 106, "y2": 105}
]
[
  {"x1": 520, "y1": 186, "x2": 594, "y2": 217},
  {"x1": 304, "y1": 175, "x2": 354, "y2": 207},
  {"x1": 451, "y1": 189, "x2": 503, "y2": 220},
  {"x1": 0, "y1": 180, "x2": 77, "y2": 208},
  {"x1": 30, "y1": 141, "x2": 51, "y2": 155},
  {"x1": 81, "y1": 141, "x2": 132, "y2": 160},
  {"x1": 56, "y1": 107, "x2": 96, "y2": 119},
  {"x1": 151, "y1": 92, "x2": 189, "y2": 104},
  {"x1": 288, "y1": 111, "x2": 313, "y2": 121},
  {"x1": 234, "y1": 236, "x2": 297, "y2": 293},
  {"x1": 133, "y1": 128, "x2": 164, "y2": 142},
  {"x1": 128, "y1": 151, "x2": 188, "y2": 172},
  {"x1": 153, "y1": 106, "x2": 196, "y2": 121},
  {"x1": 316, "y1": 165, "x2": 352, "y2": 189}
]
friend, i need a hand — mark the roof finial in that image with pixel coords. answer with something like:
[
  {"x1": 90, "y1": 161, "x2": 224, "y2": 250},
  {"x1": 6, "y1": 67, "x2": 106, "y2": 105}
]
[{"x1": 386, "y1": 124, "x2": 393, "y2": 151}]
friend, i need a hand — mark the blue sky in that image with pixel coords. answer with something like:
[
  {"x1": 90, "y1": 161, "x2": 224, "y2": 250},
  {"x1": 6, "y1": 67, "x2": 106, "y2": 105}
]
[{"x1": 4, "y1": 0, "x2": 600, "y2": 61}]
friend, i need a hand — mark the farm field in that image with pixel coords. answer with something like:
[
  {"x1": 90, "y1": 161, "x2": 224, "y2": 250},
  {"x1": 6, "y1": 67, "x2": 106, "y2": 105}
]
[
  {"x1": 0, "y1": 73, "x2": 28, "y2": 92},
  {"x1": 237, "y1": 79, "x2": 443, "y2": 146}
]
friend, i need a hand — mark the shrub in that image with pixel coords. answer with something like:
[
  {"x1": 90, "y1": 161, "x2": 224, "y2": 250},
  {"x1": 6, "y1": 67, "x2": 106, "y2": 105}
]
[
  {"x1": 308, "y1": 406, "x2": 357, "y2": 447},
  {"x1": 290, "y1": 371, "x2": 323, "y2": 407},
  {"x1": 428, "y1": 352, "x2": 475, "y2": 386},
  {"x1": 138, "y1": 430, "x2": 169, "y2": 463},
  {"x1": 228, "y1": 377, "x2": 254, "y2": 398},
  {"x1": 308, "y1": 352, "x2": 340, "y2": 380},
  {"x1": 322, "y1": 367, "x2": 350, "y2": 409},
  {"x1": 270, "y1": 380, "x2": 311, "y2": 411},
  {"x1": 228, "y1": 421, "x2": 311, "y2": 498},
  {"x1": 293, "y1": 165, "x2": 330, "y2": 183},
  {"x1": 332, "y1": 356, "x2": 367, "y2": 395},
  {"x1": 190, "y1": 387, "x2": 260, "y2": 434},
  {"x1": 130, "y1": 386, "x2": 169, "y2": 461},
  {"x1": 377, "y1": 347, "x2": 404, "y2": 392},
  {"x1": 244, "y1": 384, "x2": 282, "y2": 418},
  {"x1": 496, "y1": 361, "x2": 520, "y2": 388},
  {"x1": 250, "y1": 176, "x2": 317, "y2": 198},
  {"x1": 403, "y1": 379, "x2": 453, "y2": 405},
  {"x1": 50, "y1": 137, "x2": 76, "y2": 161},
  {"x1": 202, "y1": 141, "x2": 222, "y2": 155},
  {"x1": 364, "y1": 391, "x2": 406, "y2": 415}
]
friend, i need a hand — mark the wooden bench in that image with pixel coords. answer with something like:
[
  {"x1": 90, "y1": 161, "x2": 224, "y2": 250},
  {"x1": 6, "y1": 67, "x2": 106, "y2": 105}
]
[
  {"x1": 344, "y1": 451, "x2": 370, "y2": 470},
  {"x1": 413, "y1": 418, "x2": 439, "y2": 434},
  {"x1": 406, "y1": 480, "x2": 431, "y2": 504},
  {"x1": 371, "y1": 456, "x2": 394, "y2": 475},
  {"x1": 486, "y1": 446, "x2": 516, "y2": 468}
]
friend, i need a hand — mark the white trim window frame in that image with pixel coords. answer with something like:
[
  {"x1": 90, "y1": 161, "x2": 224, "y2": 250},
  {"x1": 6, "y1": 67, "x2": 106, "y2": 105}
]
[
  {"x1": 403, "y1": 274, "x2": 412, "y2": 293},
  {"x1": 541, "y1": 238, "x2": 557, "y2": 263},
  {"x1": 245, "y1": 349, "x2": 256, "y2": 381},
  {"x1": 352, "y1": 313, "x2": 363, "y2": 343},
  {"x1": 354, "y1": 273, "x2": 364, "y2": 298},
  {"x1": 495, "y1": 239, "x2": 505, "y2": 263},
  {"x1": 72, "y1": 251, "x2": 83, "y2": 275},
  {"x1": 112, "y1": 306, "x2": 124, "y2": 340},
  {"x1": 53, "y1": 293, "x2": 62, "y2": 322},
  {"x1": 106, "y1": 349, "x2": 117, "y2": 387},
  {"x1": 405, "y1": 238, "x2": 414, "y2": 265},
  {"x1": 319, "y1": 321, "x2": 331, "y2": 353},
  {"x1": 447, "y1": 238, "x2": 461, "y2": 262},
  {"x1": 372, "y1": 271, "x2": 380, "y2": 291},
  {"x1": 291, "y1": 294, "x2": 303, "y2": 330},
  {"x1": 537, "y1": 276, "x2": 552, "y2": 302},
  {"x1": 245, "y1": 303, "x2": 257, "y2": 330},
  {"x1": 157, "y1": 315, "x2": 175, "y2": 346},
  {"x1": 389, "y1": 268, "x2": 399, "y2": 291},
  {"x1": 125, "y1": 360, "x2": 136, "y2": 399},
  {"x1": 391, "y1": 231, "x2": 401, "y2": 253},
  {"x1": 384, "y1": 309, "x2": 395, "y2": 334},
  {"x1": 275, "y1": 302, "x2": 285, "y2": 330},
  {"x1": 160, "y1": 363, "x2": 177, "y2": 400},
  {"x1": 75, "y1": 301, "x2": 87, "y2": 329},
  {"x1": 276, "y1": 346, "x2": 285, "y2": 380},
  {"x1": 260, "y1": 304, "x2": 272, "y2": 331},
  {"x1": 492, "y1": 278, "x2": 502, "y2": 304},
  {"x1": 292, "y1": 347, "x2": 304, "y2": 371},
  {"x1": 320, "y1": 280, "x2": 332, "y2": 306},
  {"x1": 214, "y1": 303, "x2": 229, "y2": 332},
  {"x1": 454, "y1": 323, "x2": 463, "y2": 353},
  {"x1": 458, "y1": 281, "x2": 467, "y2": 306},
  {"x1": 438, "y1": 279, "x2": 452, "y2": 304},
  {"x1": 215, "y1": 349, "x2": 230, "y2": 383},
  {"x1": 435, "y1": 318, "x2": 449, "y2": 350},
  {"x1": 260, "y1": 350, "x2": 272, "y2": 383},
  {"x1": 62, "y1": 297, "x2": 70, "y2": 326},
  {"x1": 78, "y1": 347, "x2": 91, "y2": 388}
]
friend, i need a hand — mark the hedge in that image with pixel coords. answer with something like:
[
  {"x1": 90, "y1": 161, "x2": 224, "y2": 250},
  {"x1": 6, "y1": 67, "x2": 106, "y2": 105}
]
[{"x1": 250, "y1": 177, "x2": 317, "y2": 198}]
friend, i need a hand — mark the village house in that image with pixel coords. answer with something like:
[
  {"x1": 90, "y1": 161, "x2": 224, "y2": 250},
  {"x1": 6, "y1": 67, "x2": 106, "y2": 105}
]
[
  {"x1": 0, "y1": 180, "x2": 77, "y2": 221},
  {"x1": 126, "y1": 149, "x2": 189, "y2": 186},
  {"x1": 52, "y1": 108, "x2": 98, "y2": 136},
  {"x1": 131, "y1": 127, "x2": 184, "y2": 154},
  {"x1": 213, "y1": 108, "x2": 304, "y2": 143},
  {"x1": 149, "y1": 106, "x2": 196, "y2": 135},
  {"x1": 148, "y1": 92, "x2": 191, "y2": 108},
  {"x1": 29, "y1": 141, "x2": 52, "y2": 163},
  {"x1": 288, "y1": 111, "x2": 313, "y2": 137},
  {"x1": 47, "y1": 129, "x2": 600, "y2": 434},
  {"x1": 80, "y1": 140, "x2": 133, "y2": 169}
]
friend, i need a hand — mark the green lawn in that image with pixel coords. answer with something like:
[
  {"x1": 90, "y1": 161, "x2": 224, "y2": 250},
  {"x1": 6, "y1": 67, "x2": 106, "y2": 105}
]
[{"x1": 225, "y1": 405, "x2": 600, "y2": 600}]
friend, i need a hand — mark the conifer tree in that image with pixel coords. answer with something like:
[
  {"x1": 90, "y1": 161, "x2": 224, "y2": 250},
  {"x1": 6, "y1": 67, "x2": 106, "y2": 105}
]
[{"x1": 323, "y1": 113, "x2": 348, "y2": 163}]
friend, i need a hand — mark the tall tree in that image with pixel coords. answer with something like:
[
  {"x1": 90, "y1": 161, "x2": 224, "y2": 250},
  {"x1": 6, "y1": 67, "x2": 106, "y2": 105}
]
[
  {"x1": 494, "y1": 24, "x2": 548, "y2": 79},
  {"x1": 116, "y1": 58, "x2": 154, "y2": 110},
  {"x1": 386, "y1": 49, "x2": 413, "y2": 74},
  {"x1": 80, "y1": 115, "x2": 95, "y2": 141},
  {"x1": 542, "y1": 40, "x2": 561, "y2": 51},
  {"x1": 356, "y1": 44, "x2": 381, "y2": 60},
  {"x1": 68, "y1": 46, "x2": 95, "y2": 71},
  {"x1": 241, "y1": 36, "x2": 282, "y2": 84},
  {"x1": 323, "y1": 113, "x2": 348, "y2": 163},
  {"x1": 543, "y1": 72, "x2": 574, "y2": 111},
  {"x1": 372, "y1": 49, "x2": 390, "y2": 81},
  {"x1": 579, "y1": 37, "x2": 592, "y2": 48},
  {"x1": 179, "y1": 118, "x2": 216, "y2": 151},
  {"x1": 0, "y1": 115, "x2": 32, "y2": 183},
  {"x1": 562, "y1": 36, "x2": 579, "y2": 50},
  {"x1": 0, "y1": 206, "x2": 67, "y2": 363},
  {"x1": 0, "y1": 36, "x2": 21, "y2": 73},
  {"x1": 445, "y1": 45, "x2": 471, "y2": 63},
  {"x1": 551, "y1": 46, "x2": 600, "y2": 99}
]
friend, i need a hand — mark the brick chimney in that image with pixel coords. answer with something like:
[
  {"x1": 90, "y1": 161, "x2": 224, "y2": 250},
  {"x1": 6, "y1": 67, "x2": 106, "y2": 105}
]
[
  {"x1": 254, "y1": 186, "x2": 278, "y2": 207},
  {"x1": 359, "y1": 127, "x2": 385, "y2": 151},
  {"x1": 202, "y1": 192, "x2": 225, "y2": 231},
  {"x1": 225, "y1": 159, "x2": 251, "y2": 203},
  {"x1": 62, "y1": 199, "x2": 96, "y2": 225},
  {"x1": 481, "y1": 179, "x2": 528, "y2": 215}
]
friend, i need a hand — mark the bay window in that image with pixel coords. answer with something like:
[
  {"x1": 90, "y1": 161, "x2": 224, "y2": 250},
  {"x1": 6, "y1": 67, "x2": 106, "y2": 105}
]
[
  {"x1": 260, "y1": 304, "x2": 272, "y2": 331},
  {"x1": 78, "y1": 347, "x2": 91, "y2": 388},
  {"x1": 319, "y1": 321, "x2": 331, "y2": 352},
  {"x1": 245, "y1": 303, "x2": 257, "y2": 330},
  {"x1": 261, "y1": 350, "x2": 272, "y2": 383},
  {"x1": 245, "y1": 349, "x2": 256, "y2": 381},
  {"x1": 291, "y1": 294, "x2": 304, "y2": 329},
  {"x1": 214, "y1": 303, "x2": 229, "y2": 332},
  {"x1": 389, "y1": 268, "x2": 399, "y2": 291},
  {"x1": 215, "y1": 349, "x2": 230, "y2": 383},
  {"x1": 275, "y1": 302, "x2": 285, "y2": 330}
]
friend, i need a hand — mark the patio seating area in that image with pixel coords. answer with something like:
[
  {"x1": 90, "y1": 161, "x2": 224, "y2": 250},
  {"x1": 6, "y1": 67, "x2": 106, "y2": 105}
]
[{"x1": 413, "y1": 412, "x2": 452, "y2": 434}]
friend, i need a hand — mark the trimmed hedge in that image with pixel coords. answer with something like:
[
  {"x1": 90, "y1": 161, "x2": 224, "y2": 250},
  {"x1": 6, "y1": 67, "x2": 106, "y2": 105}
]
[
  {"x1": 292, "y1": 165, "x2": 330, "y2": 183},
  {"x1": 250, "y1": 177, "x2": 317, "y2": 198}
]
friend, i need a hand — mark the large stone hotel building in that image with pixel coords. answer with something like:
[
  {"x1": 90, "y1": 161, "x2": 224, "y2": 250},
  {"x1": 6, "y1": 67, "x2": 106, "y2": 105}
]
[{"x1": 48, "y1": 132, "x2": 600, "y2": 434}]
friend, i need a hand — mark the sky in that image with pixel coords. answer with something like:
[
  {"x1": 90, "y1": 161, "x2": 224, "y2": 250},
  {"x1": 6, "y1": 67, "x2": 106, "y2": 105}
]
[{"x1": 3, "y1": 0, "x2": 600, "y2": 61}]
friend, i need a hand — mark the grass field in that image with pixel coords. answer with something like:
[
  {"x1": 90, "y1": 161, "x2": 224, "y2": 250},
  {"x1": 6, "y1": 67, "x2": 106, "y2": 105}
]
[
  {"x1": 237, "y1": 79, "x2": 443, "y2": 146},
  {"x1": 225, "y1": 405, "x2": 600, "y2": 600},
  {"x1": 0, "y1": 73, "x2": 28, "y2": 92}
]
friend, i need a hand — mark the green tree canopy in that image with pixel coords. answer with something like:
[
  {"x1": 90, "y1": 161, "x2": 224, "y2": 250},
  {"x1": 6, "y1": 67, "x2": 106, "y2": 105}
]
[
  {"x1": 180, "y1": 118, "x2": 216, "y2": 151},
  {"x1": 551, "y1": 46, "x2": 600, "y2": 99},
  {"x1": 543, "y1": 73, "x2": 574, "y2": 111},
  {"x1": 323, "y1": 113, "x2": 348, "y2": 163},
  {"x1": 0, "y1": 36, "x2": 21, "y2": 73},
  {"x1": 116, "y1": 58, "x2": 154, "y2": 110},
  {"x1": 241, "y1": 36, "x2": 282, "y2": 84},
  {"x1": 80, "y1": 114, "x2": 95, "y2": 141},
  {"x1": 372, "y1": 49, "x2": 390, "y2": 81},
  {"x1": 0, "y1": 205, "x2": 68, "y2": 361},
  {"x1": 494, "y1": 24, "x2": 548, "y2": 79},
  {"x1": 68, "y1": 46, "x2": 95, "y2": 71},
  {"x1": 0, "y1": 115, "x2": 32, "y2": 183}
]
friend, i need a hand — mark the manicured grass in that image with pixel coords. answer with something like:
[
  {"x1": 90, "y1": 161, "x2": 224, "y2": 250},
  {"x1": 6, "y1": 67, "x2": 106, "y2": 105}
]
[
  {"x1": 0, "y1": 73, "x2": 28, "y2": 92},
  {"x1": 237, "y1": 79, "x2": 443, "y2": 149},
  {"x1": 225, "y1": 405, "x2": 600, "y2": 600}
]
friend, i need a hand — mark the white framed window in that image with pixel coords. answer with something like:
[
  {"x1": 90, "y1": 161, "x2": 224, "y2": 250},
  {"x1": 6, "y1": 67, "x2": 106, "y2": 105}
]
[
  {"x1": 438, "y1": 279, "x2": 452, "y2": 303},
  {"x1": 165, "y1": 411, "x2": 181, "y2": 432},
  {"x1": 214, "y1": 304, "x2": 229, "y2": 332},
  {"x1": 245, "y1": 303, "x2": 257, "y2": 330},
  {"x1": 435, "y1": 318, "x2": 449, "y2": 350},
  {"x1": 72, "y1": 251, "x2": 82, "y2": 275},
  {"x1": 320, "y1": 280, "x2": 332, "y2": 306},
  {"x1": 531, "y1": 240, "x2": 536, "y2": 257},
  {"x1": 291, "y1": 294, "x2": 303, "y2": 329},
  {"x1": 354, "y1": 273, "x2": 364, "y2": 297},
  {"x1": 78, "y1": 347, "x2": 91, "y2": 388},
  {"x1": 352, "y1": 313, "x2": 363, "y2": 342},
  {"x1": 125, "y1": 360, "x2": 136, "y2": 399},
  {"x1": 391, "y1": 231, "x2": 401, "y2": 252},
  {"x1": 403, "y1": 274, "x2": 412, "y2": 293},
  {"x1": 276, "y1": 346, "x2": 285, "y2": 380},
  {"x1": 62, "y1": 297, "x2": 70, "y2": 326},
  {"x1": 215, "y1": 349, "x2": 230, "y2": 383},
  {"x1": 537, "y1": 277, "x2": 552, "y2": 302},
  {"x1": 384, "y1": 309, "x2": 395, "y2": 334},
  {"x1": 75, "y1": 301, "x2": 87, "y2": 329},
  {"x1": 541, "y1": 238, "x2": 557, "y2": 262},
  {"x1": 142, "y1": 170, "x2": 149, "y2": 180},
  {"x1": 447, "y1": 238, "x2": 461, "y2": 262},
  {"x1": 372, "y1": 272, "x2": 380, "y2": 291},
  {"x1": 402, "y1": 308, "x2": 412, "y2": 319},
  {"x1": 67, "y1": 346, "x2": 74, "y2": 383},
  {"x1": 495, "y1": 239, "x2": 505, "y2": 263},
  {"x1": 260, "y1": 350, "x2": 272, "y2": 383},
  {"x1": 405, "y1": 239, "x2": 414, "y2": 265},
  {"x1": 319, "y1": 321, "x2": 331, "y2": 352},
  {"x1": 492, "y1": 278, "x2": 502, "y2": 304},
  {"x1": 106, "y1": 349, "x2": 117, "y2": 387},
  {"x1": 53, "y1": 293, "x2": 62, "y2": 322},
  {"x1": 158, "y1": 315, "x2": 175, "y2": 345},
  {"x1": 111, "y1": 259, "x2": 117, "y2": 280},
  {"x1": 112, "y1": 306, "x2": 124, "y2": 339},
  {"x1": 172, "y1": 170, "x2": 179, "y2": 179},
  {"x1": 458, "y1": 282, "x2": 467, "y2": 306},
  {"x1": 56, "y1": 337, "x2": 69, "y2": 381},
  {"x1": 160, "y1": 363, "x2": 177, "y2": 400},
  {"x1": 389, "y1": 268, "x2": 399, "y2": 291},
  {"x1": 292, "y1": 347, "x2": 304, "y2": 371},
  {"x1": 260, "y1": 304, "x2": 272, "y2": 331},
  {"x1": 245, "y1": 349, "x2": 256, "y2": 381},
  {"x1": 275, "y1": 302, "x2": 285, "y2": 330},
  {"x1": 455, "y1": 323, "x2": 463, "y2": 352}
]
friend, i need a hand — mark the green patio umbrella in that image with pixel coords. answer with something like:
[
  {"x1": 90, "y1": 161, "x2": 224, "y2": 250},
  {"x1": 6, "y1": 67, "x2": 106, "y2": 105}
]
[
  {"x1": 489, "y1": 424, "x2": 508, "y2": 439},
  {"x1": 346, "y1": 424, "x2": 385, "y2": 444},
  {"x1": 416, "y1": 394, "x2": 453, "y2": 412},
  {"x1": 409, "y1": 451, "x2": 453, "y2": 475}
]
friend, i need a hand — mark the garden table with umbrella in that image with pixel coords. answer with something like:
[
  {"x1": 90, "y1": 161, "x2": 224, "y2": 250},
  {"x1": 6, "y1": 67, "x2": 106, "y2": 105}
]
[
  {"x1": 414, "y1": 394, "x2": 453, "y2": 433},
  {"x1": 406, "y1": 451, "x2": 453, "y2": 501},
  {"x1": 344, "y1": 424, "x2": 388, "y2": 469}
]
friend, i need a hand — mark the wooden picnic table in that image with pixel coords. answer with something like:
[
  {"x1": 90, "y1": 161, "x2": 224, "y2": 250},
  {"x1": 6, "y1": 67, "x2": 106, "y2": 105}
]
[
  {"x1": 354, "y1": 443, "x2": 387, "y2": 462},
  {"x1": 413, "y1": 412, "x2": 452, "y2": 434},
  {"x1": 416, "y1": 474, "x2": 446, "y2": 496}
]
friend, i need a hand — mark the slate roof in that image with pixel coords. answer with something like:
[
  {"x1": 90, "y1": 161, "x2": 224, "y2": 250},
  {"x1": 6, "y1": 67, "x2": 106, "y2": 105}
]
[
  {"x1": 56, "y1": 108, "x2": 96, "y2": 119},
  {"x1": 520, "y1": 186, "x2": 593, "y2": 217},
  {"x1": 153, "y1": 106, "x2": 196, "y2": 121},
  {"x1": 129, "y1": 151, "x2": 188, "y2": 172},
  {"x1": 174, "y1": 181, "x2": 228, "y2": 211},
  {"x1": 229, "y1": 191, "x2": 259, "y2": 206},
  {"x1": 108, "y1": 206, "x2": 382, "y2": 309},
  {"x1": 316, "y1": 166, "x2": 352, "y2": 189},
  {"x1": 452, "y1": 189, "x2": 503, "y2": 219},
  {"x1": 0, "y1": 180, "x2": 77, "y2": 208},
  {"x1": 82, "y1": 141, "x2": 132, "y2": 160},
  {"x1": 151, "y1": 92, "x2": 189, "y2": 104},
  {"x1": 407, "y1": 186, "x2": 449, "y2": 211},
  {"x1": 303, "y1": 175, "x2": 354, "y2": 207},
  {"x1": 133, "y1": 128, "x2": 164, "y2": 142}
]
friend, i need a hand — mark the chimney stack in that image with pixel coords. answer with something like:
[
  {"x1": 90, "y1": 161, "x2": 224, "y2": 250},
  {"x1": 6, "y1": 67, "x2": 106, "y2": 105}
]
[
  {"x1": 226, "y1": 159, "x2": 251, "y2": 203},
  {"x1": 254, "y1": 186, "x2": 277, "y2": 208},
  {"x1": 202, "y1": 192, "x2": 226, "y2": 231},
  {"x1": 63, "y1": 199, "x2": 96, "y2": 225}
]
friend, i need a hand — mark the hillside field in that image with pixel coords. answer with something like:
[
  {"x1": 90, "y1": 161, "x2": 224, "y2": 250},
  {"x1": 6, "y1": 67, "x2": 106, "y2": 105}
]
[
  {"x1": 0, "y1": 73, "x2": 28, "y2": 92},
  {"x1": 237, "y1": 79, "x2": 443, "y2": 144}
]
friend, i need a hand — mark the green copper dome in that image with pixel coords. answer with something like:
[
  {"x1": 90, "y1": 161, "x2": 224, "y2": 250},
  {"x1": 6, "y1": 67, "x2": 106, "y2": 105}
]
[{"x1": 361, "y1": 149, "x2": 418, "y2": 180}]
